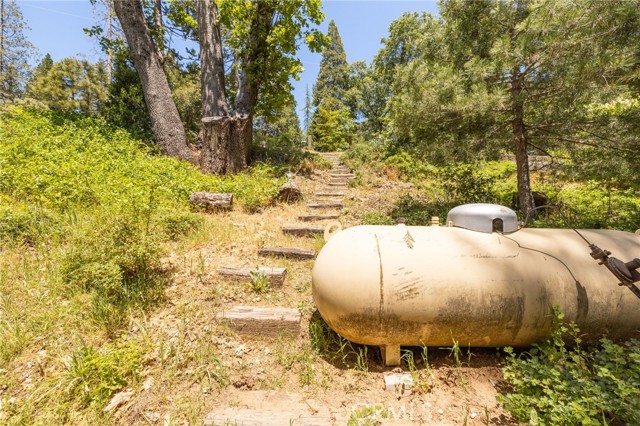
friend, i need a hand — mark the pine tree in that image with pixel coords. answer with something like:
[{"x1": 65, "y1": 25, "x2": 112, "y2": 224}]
[
  {"x1": 312, "y1": 20, "x2": 349, "y2": 108},
  {"x1": 303, "y1": 84, "x2": 312, "y2": 133},
  {"x1": 27, "y1": 57, "x2": 108, "y2": 115},
  {"x1": 311, "y1": 20, "x2": 353, "y2": 151},
  {"x1": 0, "y1": 0, "x2": 36, "y2": 102}
]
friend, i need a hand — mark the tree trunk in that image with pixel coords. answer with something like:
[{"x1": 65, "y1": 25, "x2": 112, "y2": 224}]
[
  {"x1": 511, "y1": 69, "x2": 536, "y2": 220},
  {"x1": 197, "y1": 0, "x2": 228, "y2": 118},
  {"x1": 113, "y1": 0, "x2": 194, "y2": 164},
  {"x1": 200, "y1": 115, "x2": 252, "y2": 174}
]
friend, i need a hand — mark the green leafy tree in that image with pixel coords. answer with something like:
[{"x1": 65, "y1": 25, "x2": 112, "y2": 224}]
[
  {"x1": 312, "y1": 96, "x2": 352, "y2": 151},
  {"x1": 26, "y1": 57, "x2": 108, "y2": 115},
  {"x1": 0, "y1": 0, "x2": 36, "y2": 102},
  {"x1": 385, "y1": 0, "x2": 640, "y2": 217}
]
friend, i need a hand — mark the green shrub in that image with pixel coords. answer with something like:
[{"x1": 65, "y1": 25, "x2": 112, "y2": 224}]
[
  {"x1": 499, "y1": 308, "x2": 640, "y2": 425},
  {"x1": 159, "y1": 211, "x2": 204, "y2": 240},
  {"x1": 63, "y1": 339, "x2": 147, "y2": 409},
  {"x1": 60, "y1": 209, "x2": 164, "y2": 331},
  {"x1": 361, "y1": 211, "x2": 394, "y2": 225},
  {"x1": 0, "y1": 204, "x2": 59, "y2": 246},
  {"x1": 384, "y1": 151, "x2": 436, "y2": 181}
]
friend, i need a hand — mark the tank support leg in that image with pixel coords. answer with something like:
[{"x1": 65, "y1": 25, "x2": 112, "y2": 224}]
[{"x1": 380, "y1": 344, "x2": 401, "y2": 366}]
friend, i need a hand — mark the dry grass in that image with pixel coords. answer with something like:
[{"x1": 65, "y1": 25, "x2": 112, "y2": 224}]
[{"x1": 0, "y1": 164, "x2": 513, "y2": 425}]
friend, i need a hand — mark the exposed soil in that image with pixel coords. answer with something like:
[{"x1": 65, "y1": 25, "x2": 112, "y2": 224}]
[{"x1": 110, "y1": 154, "x2": 518, "y2": 426}]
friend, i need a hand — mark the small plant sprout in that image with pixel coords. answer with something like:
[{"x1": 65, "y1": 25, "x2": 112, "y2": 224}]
[{"x1": 248, "y1": 268, "x2": 270, "y2": 294}]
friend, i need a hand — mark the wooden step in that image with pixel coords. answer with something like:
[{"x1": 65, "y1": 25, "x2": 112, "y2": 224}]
[
  {"x1": 330, "y1": 173, "x2": 355, "y2": 178},
  {"x1": 307, "y1": 202, "x2": 344, "y2": 209},
  {"x1": 258, "y1": 247, "x2": 315, "y2": 259},
  {"x1": 282, "y1": 225, "x2": 324, "y2": 237},
  {"x1": 315, "y1": 192, "x2": 344, "y2": 197},
  {"x1": 217, "y1": 267, "x2": 286, "y2": 288},
  {"x1": 298, "y1": 214, "x2": 340, "y2": 222},
  {"x1": 327, "y1": 182, "x2": 348, "y2": 187},
  {"x1": 216, "y1": 306, "x2": 301, "y2": 338},
  {"x1": 205, "y1": 409, "x2": 335, "y2": 426}
]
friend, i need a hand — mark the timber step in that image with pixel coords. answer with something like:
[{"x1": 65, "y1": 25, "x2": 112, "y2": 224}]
[
  {"x1": 282, "y1": 225, "x2": 325, "y2": 237},
  {"x1": 327, "y1": 182, "x2": 349, "y2": 187},
  {"x1": 258, "y1": 247, "x2": 315, "y2": 259},
  {"x1": 298, "y1": 214, "x2": 340, "y2": 222},
  {"x1": 330, "y1": 173, "x2": 355, "y2": 178},
  {"x1": 314, "y1": 192, "x2": 344, "y2": 197},
  {"x1": 217, "y1": 267, "x2": 286, "y2": 288},
  {"x1": 205, "y1": 410, "x2": 335, "y2": 426},
  {"x1": 307, "y1": 202, "x2": 344, "y2": 209},
  {"x1": 216, "y1": 306, "x2": 301, "y2": 338}
]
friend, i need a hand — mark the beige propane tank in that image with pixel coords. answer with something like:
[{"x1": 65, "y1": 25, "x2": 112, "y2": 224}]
[{"x1": 312, "y1": 205, "x2": 640, "y2": 366}]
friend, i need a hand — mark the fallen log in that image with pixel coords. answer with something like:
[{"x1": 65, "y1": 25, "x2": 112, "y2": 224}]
[
  {"x1": 277, "y1": 180, "x2": 303, "y2": 203},
  {"x1": 189, "y1": 192, "x2": 233, "y2": 212}
]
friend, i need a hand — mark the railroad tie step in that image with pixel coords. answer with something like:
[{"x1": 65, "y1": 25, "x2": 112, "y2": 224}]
[
  {"x1": 217, "y1": 266, "x2": 287, "y2": 287},
  {"x1": 258, "y1": 246, "x2": 315, "y2": 259},
  {"x1": 298, "y1": 214, "x2": 340, "y2": 222},
  {"x1": 281, "y1": 225, "x2": 325, "y2": 237},
  {"x1": 307, "y1": 202, "x2": 344, "y2": 209},
  {"x1": 314, "y1": 192, "x2": 344, "y2": 197},
  {"x1": 215, "y1": 306, "x2": 301, "y2": 338}
]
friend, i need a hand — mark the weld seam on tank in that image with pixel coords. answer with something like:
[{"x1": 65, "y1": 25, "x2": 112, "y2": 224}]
[{"x1": 375, "y1": 233, "x2": 384, "y2": 322}]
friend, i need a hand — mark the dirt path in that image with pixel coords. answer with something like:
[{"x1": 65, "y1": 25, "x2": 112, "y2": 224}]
[{"x1": 113, "y1": 153, "x2": 517, "y2": 426}]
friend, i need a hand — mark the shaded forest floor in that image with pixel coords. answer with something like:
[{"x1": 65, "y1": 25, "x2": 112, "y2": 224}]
[{"x1": 105, "y1": 154, "x2": 517, "y2": 425}]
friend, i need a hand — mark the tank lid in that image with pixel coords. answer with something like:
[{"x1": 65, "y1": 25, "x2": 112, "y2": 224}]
[{"x1": 446, "y1": 203, "x2": 519, "y2": 234}]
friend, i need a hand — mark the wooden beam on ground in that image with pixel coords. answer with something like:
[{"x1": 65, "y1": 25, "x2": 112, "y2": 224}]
[
  {"x1": 298, "y1": 214, "x2": 340, "y2": 222},
  {"x1": 189, "y1": 192, "x2": 233, "y2": 212},
  {"x1": 307, "y1": 202, "x2": 344, "y2": 209},
  {"x1": 258, "y1": 247, "x2": 315, "y2": 259},
  {"x1": 327, "y1": 182, "x2": 348, "y2": 187},
  {"x1": 330, "y1": 173, "x2": 355, "y2": 178},
  {"x1": 216, "y1": 306, "x2": 301, "y2": 338},
  {"x1": 205, "y1": 409, "x2": 336, "y2": 426},
  {"x1": 217, "y1": 267, "x2": 287, "y2": 288},
  {"x1": 315, "y1": 192, "x2": 344, "y2": 197},
  {"x1": 282, "y1": 225, "x2": 325, "y2": 237}
]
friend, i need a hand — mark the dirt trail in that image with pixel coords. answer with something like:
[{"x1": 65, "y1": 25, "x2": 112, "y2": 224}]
[{"x1": 114, "y1": 153, "x2": 517, "y2": 426}]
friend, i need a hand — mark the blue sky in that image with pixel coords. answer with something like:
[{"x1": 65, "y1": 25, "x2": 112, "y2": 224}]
[{"x1": 19, "y1": 0, "x2": 439, "y2": 120}]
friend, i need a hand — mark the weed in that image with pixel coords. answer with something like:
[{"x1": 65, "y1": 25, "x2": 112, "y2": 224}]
[
  {"x1": 348, "y1": 404, "x2": 391, "y2": 426},
  {"x1": 309, "y1": 313, "x2": 370, "y2": 370},
  {"x1": 248, "y1": 268, "x2": 271, "y2": 294},
  {"x1": 499, "y1": 307, "x2": 640, "y2": 425},
  {"x1": 401, "y1": 348, "x2": 432, "y2": 393},
  {"x1": 449, "y1": 337, "x2": 467, "y2": 385},
  {"x1": 298, "y1": 345, "x2": 315, "y2": 386},
  {"x1": 62, "y1": 338, "x2": 147, "y2": 409}
]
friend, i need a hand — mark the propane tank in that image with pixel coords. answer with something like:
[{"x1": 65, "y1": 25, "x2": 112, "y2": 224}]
[{"x1": 311, "y1": 204, "x2": 640, "y2": 365}]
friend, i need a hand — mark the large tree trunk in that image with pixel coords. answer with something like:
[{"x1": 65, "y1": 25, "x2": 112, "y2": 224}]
[
  {"x1": 113, "y1": 0, "x2": 194, "y2": 164},
  {"x1": 511, "y1": 69, "x2": 536, "y2": 220},
  {"x1": 196, "y1": 0, "x2": 275, "y2": 174},
  {"x1": 200, "y1": 115, "x2": 252, "y2": 174}
]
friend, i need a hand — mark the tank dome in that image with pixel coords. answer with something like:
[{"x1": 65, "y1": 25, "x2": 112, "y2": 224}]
[{"x1": 446, "y1": 203, "x2": 518, "y2": 233}]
